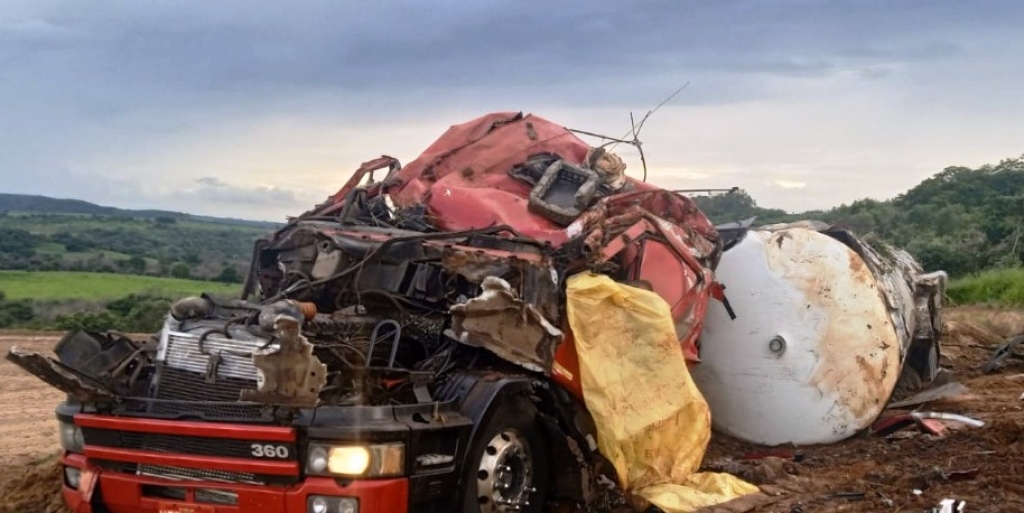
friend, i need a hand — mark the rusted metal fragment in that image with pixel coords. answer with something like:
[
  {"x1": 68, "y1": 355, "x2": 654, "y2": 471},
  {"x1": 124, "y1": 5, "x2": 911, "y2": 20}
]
[
  {"x1": 450, "y1": 276, "x2": 563, "y2": 372},
  {"x1": 441, "y1": 249, "x2": 514, "y2": 283},
  {"x1": 5, "y1": 347, "x2": 116, "y2": 401},
  {"x1": 240, "y1": 315, "x2": 327, "y2": 407}
]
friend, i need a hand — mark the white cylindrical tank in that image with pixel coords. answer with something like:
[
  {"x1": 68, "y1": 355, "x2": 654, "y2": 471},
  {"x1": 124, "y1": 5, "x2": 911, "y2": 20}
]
[{"x1": 691, "y1": 227, "x2": 902, "y2": 445}]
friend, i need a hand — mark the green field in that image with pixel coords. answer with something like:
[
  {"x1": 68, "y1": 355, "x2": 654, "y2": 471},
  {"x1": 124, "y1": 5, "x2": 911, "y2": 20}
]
[
  {"x1": 0, "y1": 271, "x2": 240, "y2": 301},
  {"x1": 947, "y1": 267, "x2": 1024, "y2": 307}
]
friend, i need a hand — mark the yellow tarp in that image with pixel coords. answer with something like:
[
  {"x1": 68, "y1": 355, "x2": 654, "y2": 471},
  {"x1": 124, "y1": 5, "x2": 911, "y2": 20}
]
[{"x1": 566, "y1": 273, "x2": 759, "y2": 512}]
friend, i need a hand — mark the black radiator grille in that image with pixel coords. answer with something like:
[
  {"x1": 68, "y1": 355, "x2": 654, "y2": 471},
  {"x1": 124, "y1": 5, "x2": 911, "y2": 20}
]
[
  {"x1": 81, "y1": 428, "x2": 295, "y2": 460},
  {"x1": 113, "y1": 398, "x2": 274, "y2": 422},
  {"x1": 93, "y1": 460, "x2": 295, "y2": 486},
  {"x1": 155, "y1": 366, "x2": 255, "y2": 403},
  {"x1": 138, "y1": 464, "x2": 263, "y2": 485}
]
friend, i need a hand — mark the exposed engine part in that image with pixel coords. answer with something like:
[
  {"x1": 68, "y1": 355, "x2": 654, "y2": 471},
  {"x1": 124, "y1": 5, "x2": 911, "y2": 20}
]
[
  {"x1": 451, "y1": 277, "x2": 563, "y2": 373},
  {"x1": 241, "y1": 315, "x2": 327, "y2": 408}
]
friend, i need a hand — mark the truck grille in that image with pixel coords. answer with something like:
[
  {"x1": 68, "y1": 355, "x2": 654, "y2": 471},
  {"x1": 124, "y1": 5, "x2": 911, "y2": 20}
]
[
  {"x1": 155, "y1": 366, "x2": 254, "y2": 403},
  {"x1": 79, "y1": 414, "x2": 300, "y2": 486},
  {"x1": 115, "y1": 397, "x2": 274, "y2": 423},
  {"x1": 95, "y1": 460, "x2": 269, "y2": 485},
  {"x1": 162, "y1": 329, "x2": 268, "y2": 380},
  {"x1": 153, "y1": 325, "x2": 270, "y2": 402},
  {"x1": 138, "y1": 464, "x2": 263, "y2": 485},
  {"x1": 81, "y1": 428, "x2": 294, "y2": 460}
]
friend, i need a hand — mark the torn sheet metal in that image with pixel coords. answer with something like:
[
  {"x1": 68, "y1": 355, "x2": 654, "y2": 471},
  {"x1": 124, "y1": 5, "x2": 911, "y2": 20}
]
[
  {"x1": 981, "y1": 332, "x2": 1024, "y2": 373},
  {"x1": 562, "y1": 191, "x2": 724, "y2": 365},
  {"x1": 382, "y1": 112, "x2": 590, "y2": 245},
  {"x1": 692, "y1": 227, "x2": 904, "y2": 445},
  {"x1": 439, "y1": 247, "x2": 538, "y2": 284},
  {"x1": 240, "y1": 315, "x2": 327, "y2": 408},
  {"x1": 5, "y1": 348, "x2": 116, "y2": 401},
  {"x1": 887, "y1": 381, "x2": 969, "y2": 409},
  {"x1": 450, "y1": 276, "x2": 563, "y2": 372}
]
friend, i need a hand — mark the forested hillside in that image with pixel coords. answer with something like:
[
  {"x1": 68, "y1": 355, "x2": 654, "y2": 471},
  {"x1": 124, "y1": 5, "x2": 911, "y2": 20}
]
[
  {"x1": 2, "y1": 155, "x2": 1022, "y2": 330},
  {"x1": 0, "y1": 193, "x2": 279, "y2": 228},
  {"x1": 0, "y1": 199, "x2": 277, "y2": 282},
  {"x1": 695, "y1": 156, "x2": 1024, "y2": 278}
]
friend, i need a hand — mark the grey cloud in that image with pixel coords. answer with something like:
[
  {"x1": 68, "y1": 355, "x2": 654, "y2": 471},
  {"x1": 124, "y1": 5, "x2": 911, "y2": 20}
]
[
  {"x1": 2, "y1": 0, "x2": 1024, "y2": 217},
  {"x1": 195, "y1": 177, "x2": 228, "y2": 188},
  {"x1": 178, "y1": 179, "x2": 303, "y2": 206},
  {"x1": 3, "y1": 0, "x2": 1008, "y2": 108}
]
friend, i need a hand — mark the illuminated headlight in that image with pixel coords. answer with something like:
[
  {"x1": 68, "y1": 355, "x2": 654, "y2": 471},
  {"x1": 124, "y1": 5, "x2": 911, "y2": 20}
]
[
  {"x1": 306, "y1": 442, "x2": 404, "y2": 477},
  {"x1": 58, "y1": 421, "x2": 85, "y2": 453},
  {"x1": 308, "y1": 496, "x2": 358, "y2": 513}
]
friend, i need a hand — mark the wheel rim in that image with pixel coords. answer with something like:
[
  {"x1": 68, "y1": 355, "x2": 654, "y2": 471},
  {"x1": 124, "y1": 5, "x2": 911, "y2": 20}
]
[{"x1": 475, "y1": 428, "x2": 535, "y2": 512}]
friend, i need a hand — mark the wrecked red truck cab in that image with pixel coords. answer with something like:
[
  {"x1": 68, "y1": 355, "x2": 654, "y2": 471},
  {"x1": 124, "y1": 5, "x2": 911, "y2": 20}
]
[{"x1": 10, "y1": 112, "x2": 726, "y2": 513}]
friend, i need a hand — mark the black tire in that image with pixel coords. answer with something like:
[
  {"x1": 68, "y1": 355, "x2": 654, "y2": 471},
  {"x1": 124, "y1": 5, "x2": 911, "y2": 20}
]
[{"x1": 461, "y1": 396, "x2": 549, "y2": 513}]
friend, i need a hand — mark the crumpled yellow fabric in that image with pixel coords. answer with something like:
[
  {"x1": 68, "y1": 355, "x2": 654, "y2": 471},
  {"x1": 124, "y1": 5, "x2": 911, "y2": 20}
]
[{"x1": 566, "y1": 273, "x2": 759, "y2": 512}]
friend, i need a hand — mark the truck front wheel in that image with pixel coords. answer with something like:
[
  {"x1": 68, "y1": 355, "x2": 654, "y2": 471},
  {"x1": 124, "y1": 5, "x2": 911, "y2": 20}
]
[{"x1": 461, "y1": 397, "x2": 549, "y2": 513}]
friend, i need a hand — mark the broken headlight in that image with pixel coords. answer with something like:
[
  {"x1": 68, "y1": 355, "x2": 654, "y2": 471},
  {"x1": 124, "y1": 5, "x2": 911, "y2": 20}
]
[
  {"x1": 306, "y1": 442, "x2": 404, "y2": 477},
  {"x1": 58, "y1": 420, "x2": 85, "y2": 453}
]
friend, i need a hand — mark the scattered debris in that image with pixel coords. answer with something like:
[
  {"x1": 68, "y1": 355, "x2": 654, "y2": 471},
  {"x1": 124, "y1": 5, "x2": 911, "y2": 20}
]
[
  {"x1": 872, "y1": 413, "x2": 920, "y2": 437},
  {"x1": 942, "y1": 468, "x2": 979, "y2": 482},
  {"x1": 872, "y1": 410, "x2": 984, "y2": 437},
  {"x1": 980, "y1": 332, "x2": 1024, "y2": 373},
  {"x1": 828, "y1": 492, "x2": 865, "y2": 501},
  {"x1": 878, "y1": 493, "x2": 895, "y2": 507},
  {"x1": 911, "y1": 411, "x2": 985, "y2": 428},
  {"x1": 887, "y1": 381, "x2": 969, "y2": 409},
  {"x1": 931, "y1": 498, "x2": 967, "y2": 513}
]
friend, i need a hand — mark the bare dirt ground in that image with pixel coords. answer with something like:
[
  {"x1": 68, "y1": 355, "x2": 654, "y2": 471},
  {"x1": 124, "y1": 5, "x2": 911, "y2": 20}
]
[
  {"x1": 2, "y1": 307, "x2": 1023, "y2": 512},
  {"x1": 0, "y1": 333, "x2": 65, "y2": 466},
  {"x1": 0, "y1": 332, "x2": 68, "y2": 513},
  {"x1": 697, "y1": 306, "x2": 1024, "y2": 513}
]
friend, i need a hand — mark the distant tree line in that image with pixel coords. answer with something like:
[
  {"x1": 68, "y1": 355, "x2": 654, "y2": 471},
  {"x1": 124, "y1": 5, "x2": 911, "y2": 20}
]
[
  {"x1": 0, "y1": 290, "x2": 177, "y2": 332},
  {"x1": 695, "y1": 156, "x2": 1024, "y2": 278},
  {"x1": 0, "y1": 290, "x2": 34, "y2": 329},
  {"x1": 0, "y1": 214, "x2": 260, "y2": 283}
]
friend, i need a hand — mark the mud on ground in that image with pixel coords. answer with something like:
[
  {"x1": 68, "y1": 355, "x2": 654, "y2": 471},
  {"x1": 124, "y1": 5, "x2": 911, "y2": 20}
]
[
  {"x1": 697, "y1": 306, "x2": 1024, "y2": 513},
  {"x1": 2, "y1": 308, "x2": 1023, "y2": 513}
]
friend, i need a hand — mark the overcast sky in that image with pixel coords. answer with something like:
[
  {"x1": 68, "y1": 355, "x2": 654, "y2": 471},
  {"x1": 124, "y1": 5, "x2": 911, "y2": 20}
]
[{"x1": 2, "y1": 1, "x2": 1022, "y2": 221}]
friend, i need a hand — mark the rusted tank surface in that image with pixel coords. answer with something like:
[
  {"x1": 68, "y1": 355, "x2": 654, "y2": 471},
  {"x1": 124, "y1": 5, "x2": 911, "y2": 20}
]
[{"x1": 692, "y1": 226, "x2": 905, "y2": 445}]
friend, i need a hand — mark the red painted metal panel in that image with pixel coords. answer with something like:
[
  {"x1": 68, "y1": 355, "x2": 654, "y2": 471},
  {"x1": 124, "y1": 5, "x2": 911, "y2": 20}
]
[
  {"x1": 83, "y1": 446, "x2": 299, "y2": 476},
  {"x1": 64, "y1": 450, "x2": 409, "y2": 513},
  {"x1": 75, "y1": 414, "x2": 295, "y2": 442}
]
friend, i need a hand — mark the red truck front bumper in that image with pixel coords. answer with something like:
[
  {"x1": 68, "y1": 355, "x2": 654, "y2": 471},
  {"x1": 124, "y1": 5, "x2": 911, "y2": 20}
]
[{"x1": 61, "y1": 453, "x2": 409, "y2": 513}]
